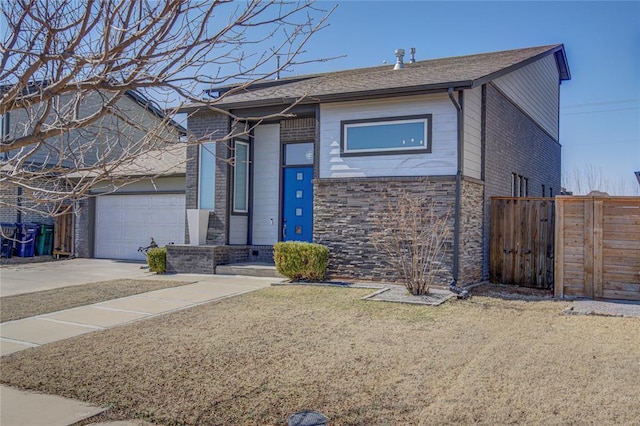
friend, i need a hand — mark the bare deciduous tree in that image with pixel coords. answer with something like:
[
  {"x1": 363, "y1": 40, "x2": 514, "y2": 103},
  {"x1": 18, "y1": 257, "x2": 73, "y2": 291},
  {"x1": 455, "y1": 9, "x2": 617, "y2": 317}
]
[
  {"x1": 562, "y1": 164, "x2": 639, "y2": 196},
  {"x1": 1, "y1": 0, "x2": 332, "y2": 217},
  {"x1": 371, "y1": 193, "x2": 452, "y2": 296}
]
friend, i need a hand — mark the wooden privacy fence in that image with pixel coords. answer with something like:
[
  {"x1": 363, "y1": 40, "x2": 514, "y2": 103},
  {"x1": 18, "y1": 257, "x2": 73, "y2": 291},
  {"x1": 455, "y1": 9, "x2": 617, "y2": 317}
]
[
  {"x1": 555, "y1": 196, "x2": 640, "y2": 301},
  {"x1": 490, "y1": 197, "x2": 555, "y2": 289},
  {"x1": 53, "y1": 212, "x2": 73, "y2": 258}
]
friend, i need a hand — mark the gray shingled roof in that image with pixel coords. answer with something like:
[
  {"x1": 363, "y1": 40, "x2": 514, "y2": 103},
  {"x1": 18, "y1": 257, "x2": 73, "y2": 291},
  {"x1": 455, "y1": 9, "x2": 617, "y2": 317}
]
[{"x1": 183, "y1": 44, "x2": 569, "y2": 111}]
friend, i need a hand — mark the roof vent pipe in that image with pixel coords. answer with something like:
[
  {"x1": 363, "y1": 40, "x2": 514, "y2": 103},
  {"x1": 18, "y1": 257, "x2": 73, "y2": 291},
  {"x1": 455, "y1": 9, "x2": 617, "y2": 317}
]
[
  {"x1": 409, "y1": 47, "x2": 416, "y2": 63},
  {"x1": 393, "y1": 49, "x2": 405, "y2": 70}
]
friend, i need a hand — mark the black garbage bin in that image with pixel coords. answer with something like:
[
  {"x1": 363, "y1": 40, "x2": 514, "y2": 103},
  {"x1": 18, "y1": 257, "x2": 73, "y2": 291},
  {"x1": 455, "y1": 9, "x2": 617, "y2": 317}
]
[
  {"x1": 1, "y1": 222, "x2": 16, "y2": 258},
  {"x1": 36, "y1": 224, "x2": 55, "y2": 256},
  {"x1": 15, "y1": 223, "x2": 39, "y2": 257}
]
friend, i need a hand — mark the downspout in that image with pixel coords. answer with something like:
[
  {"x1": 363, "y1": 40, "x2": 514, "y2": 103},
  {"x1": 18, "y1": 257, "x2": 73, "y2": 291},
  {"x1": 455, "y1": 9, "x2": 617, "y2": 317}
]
[{"x1": 448, "y1": 87, "x2": 469, "y2": 299}]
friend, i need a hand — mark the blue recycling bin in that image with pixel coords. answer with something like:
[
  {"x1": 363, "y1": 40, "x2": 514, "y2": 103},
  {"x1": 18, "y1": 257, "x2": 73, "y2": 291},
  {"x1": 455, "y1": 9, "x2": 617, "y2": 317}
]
[
  {"x1": 15, "y1": 223, "x2": 39, "y2": 257},
  {"x1": 1, "y1": 222, "x2": 16, "y2": 258}
]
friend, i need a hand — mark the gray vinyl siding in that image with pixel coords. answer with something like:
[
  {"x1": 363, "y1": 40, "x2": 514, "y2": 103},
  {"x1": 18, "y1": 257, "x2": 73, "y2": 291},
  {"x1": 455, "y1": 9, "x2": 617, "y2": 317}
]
[
  {"x1": 4, "y1": 92, "x2": 180, "y2": 168},
  {"x1": 90, "y1": 176, "x2": 185, "y2": 194},
  {"x1": 493, "y1": 54, "x2": 560, "y2": 139},
  {"x1": 463, "y1": 86, "x2": 482, "y2": 179},
  {"x1": 228, "y1": 215, "x2": 248, "y2": 244},
  {"x1": 251, "y1": 124, "x2": 280, "y2": 245},
  {"x1": 319, "y1": 94, "x2": 457, "y2": 178}
]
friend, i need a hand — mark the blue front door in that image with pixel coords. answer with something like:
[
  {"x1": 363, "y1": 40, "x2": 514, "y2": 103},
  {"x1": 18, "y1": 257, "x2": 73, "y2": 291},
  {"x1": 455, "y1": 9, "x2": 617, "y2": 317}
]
[{"x1": 282, "y1": 166, "x2": 313, "y2": 242}]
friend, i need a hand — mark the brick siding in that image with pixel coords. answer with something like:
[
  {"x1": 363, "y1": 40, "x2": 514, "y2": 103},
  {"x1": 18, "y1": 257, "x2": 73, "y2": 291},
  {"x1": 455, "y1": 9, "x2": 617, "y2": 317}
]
[
  {"x1": 280, "y1": 117, "x2": 316, "y2": 142},
  {"x1": 74, "y1": 198, "x2": 92, "y2": 257},
  {"x1": 185, "y1": 110, "x2": 230, "y2": 245},
  {"x1": 482, "y1": 83, "x2": 561, "y2": 279},
  {"x1": 166, "y1": 244, "x2": 274, "y2": 274}
]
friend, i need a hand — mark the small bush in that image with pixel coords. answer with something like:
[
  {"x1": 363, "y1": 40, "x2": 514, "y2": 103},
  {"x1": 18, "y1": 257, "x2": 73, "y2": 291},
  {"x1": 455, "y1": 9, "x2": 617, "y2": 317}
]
[
  {"x1": 274, "y1": 241, "x2": 329, "y2": 281},
  {"x1": 371, "y1": 192, "x2": 451, "y2": 296},
  {"x1": 146, "y1": 247, "x2": 167, "y2": 274}
]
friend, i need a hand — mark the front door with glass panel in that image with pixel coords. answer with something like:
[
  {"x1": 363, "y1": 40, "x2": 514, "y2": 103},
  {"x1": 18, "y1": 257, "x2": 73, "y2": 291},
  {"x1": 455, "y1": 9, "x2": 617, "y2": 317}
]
[{"x1": 282, "y1": 143, "x2": 314, "y2": 242}]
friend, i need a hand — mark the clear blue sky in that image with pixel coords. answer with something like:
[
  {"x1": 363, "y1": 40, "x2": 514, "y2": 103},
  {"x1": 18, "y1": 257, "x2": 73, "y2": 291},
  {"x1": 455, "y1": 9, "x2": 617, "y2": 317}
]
[{"x1": 290, "y1": 1, "x2": 640, "y2": 194}]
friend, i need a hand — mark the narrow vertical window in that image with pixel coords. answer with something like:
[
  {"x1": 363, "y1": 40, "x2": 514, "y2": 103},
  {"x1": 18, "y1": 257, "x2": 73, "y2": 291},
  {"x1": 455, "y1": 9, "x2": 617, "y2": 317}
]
[
  {"x1": 199, "y1": 142, "x2": 216, "y2": 210},
  {"x1": 523, "y1": 177, "x2": 529, "y2": 197},
  {"x1": 233, "y1": 140, "x2": 249, "y2": 213},
  {"x1": 542, "y1": 184, "x2": 546, "y2": 197},
  {"x1": 550, "y1": 187, "x2": 554, "y2": 197},
  {"x1": 512, "y1": 173, "x2": 520, "y2": 197}
]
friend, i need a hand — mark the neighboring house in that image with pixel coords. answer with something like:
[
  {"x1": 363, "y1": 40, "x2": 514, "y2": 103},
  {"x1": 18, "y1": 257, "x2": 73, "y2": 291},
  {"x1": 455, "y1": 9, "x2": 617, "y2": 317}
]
[
  {"x1": 1, "y1": 87, "x2": 186, "y2": 260},
  {"x1": 170, "y1": 44, "x2": 571, "y2": 285}
]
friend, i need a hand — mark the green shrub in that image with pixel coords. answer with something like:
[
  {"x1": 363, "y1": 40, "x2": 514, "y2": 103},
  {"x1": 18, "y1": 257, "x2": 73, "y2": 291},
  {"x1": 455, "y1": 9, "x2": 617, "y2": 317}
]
[
  {"x1": 146, "y1": 247, "x2": 167, "y2": 274},
  {"x1": 274, "y1": 241, "x2": 329, "y2": 281}
]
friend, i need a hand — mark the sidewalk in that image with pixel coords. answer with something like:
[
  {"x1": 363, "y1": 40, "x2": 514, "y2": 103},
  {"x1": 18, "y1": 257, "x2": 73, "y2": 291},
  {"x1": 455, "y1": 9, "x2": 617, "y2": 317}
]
[{"x1": 1, "y1": 273, "x2": 277, "y2": 426}]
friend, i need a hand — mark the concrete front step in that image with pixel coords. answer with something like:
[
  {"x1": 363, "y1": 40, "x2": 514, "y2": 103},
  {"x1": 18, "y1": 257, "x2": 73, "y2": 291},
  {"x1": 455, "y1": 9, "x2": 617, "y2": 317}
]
[{"x1": 216, "y1": 263, "x2": 284, "y2": 279}]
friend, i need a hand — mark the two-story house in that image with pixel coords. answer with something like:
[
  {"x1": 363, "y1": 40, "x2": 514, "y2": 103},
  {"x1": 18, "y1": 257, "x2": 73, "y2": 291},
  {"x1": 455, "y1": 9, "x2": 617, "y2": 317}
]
[
  {"x1": 168, "y1": 44, "x2": 571, "y2": 285},
  {"x1": 1, "y1": 87, "x2": 185, "y2": 260}
]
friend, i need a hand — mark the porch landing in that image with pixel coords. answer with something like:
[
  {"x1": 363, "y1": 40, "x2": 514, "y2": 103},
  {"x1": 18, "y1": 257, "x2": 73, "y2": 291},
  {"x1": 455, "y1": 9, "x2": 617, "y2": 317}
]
[
  {"x1": 216, "y1": 263, "x2": 284, "y2": 279},
  {"x1": 166, "y1": 244, "x2": 276, "y2": 275}
]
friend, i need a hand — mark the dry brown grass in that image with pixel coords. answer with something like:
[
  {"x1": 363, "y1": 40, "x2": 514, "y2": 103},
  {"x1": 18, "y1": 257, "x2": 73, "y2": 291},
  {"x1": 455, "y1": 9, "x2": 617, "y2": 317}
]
[
  {"x1": 0, "y1": 279, "x2": 191, "y2": 322},
  {"x1": 1, "y1": 286, "x2": 639, "y2": 425}
]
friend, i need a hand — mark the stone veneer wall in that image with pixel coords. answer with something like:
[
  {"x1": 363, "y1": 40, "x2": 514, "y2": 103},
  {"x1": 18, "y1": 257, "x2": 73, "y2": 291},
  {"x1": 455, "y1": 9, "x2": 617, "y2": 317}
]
[
  {"x1": 482, "y1": 83, "x2": 561, "y2": 279},
  {"x1": 458, "y1": 178, "x2": 484, "y2": 284},
  {"x1": 313, "y1": 176, "x2": 457, "y2": 285},
  {"x1": 166, "y1": 244, "x2": 274, "y2": 274}
]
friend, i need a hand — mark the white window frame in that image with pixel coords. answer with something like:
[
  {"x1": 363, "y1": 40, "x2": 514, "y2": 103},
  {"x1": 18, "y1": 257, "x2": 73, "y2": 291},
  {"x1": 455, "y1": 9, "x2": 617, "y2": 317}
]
[
  {"x1": 341, "y1": 114, "x2": 432, "y2": 156},
  {"x1": 233, "y1": 140, "x2": 249, "y2": 213},
  {"x1": 198, "y1": 142, "x2": 216, "y2": 210}
]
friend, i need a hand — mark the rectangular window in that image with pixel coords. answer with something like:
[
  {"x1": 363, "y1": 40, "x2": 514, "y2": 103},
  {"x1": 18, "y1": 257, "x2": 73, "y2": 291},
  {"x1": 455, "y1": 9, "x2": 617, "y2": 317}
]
[
  {"x1": 198, "y1": 142, "x2": 216, "y2": 210},
  {"x1": 550, "y1": 187, "x2": 554, "y2": 197},
  {"x1": 512, "y1": 173, "x2": 529, "y2": 197},
  {"x1": 233, "y1": 140, "x2": 249, "y2": 213},
  {"x1": 512, "y1": 173, "x2": 519, "y2": 197},
  {"x1": 341, "y1": 114, "x2": 432, "y2": 155},
  {"x1": 285, "y1": 142, "x2": 314, "y2": 165},
  {"x1": 542, "y1": 184, "x2": 546, "y2": 197}
]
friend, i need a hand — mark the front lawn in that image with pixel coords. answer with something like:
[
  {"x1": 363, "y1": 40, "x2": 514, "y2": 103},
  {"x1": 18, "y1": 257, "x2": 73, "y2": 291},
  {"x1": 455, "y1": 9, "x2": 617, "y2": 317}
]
[
  {"x1": 0, "y1": 279, "x2": 192, "y2": 322},
  {"x1": 1, "y1": 286, "x2": 639, "y2": 425}
]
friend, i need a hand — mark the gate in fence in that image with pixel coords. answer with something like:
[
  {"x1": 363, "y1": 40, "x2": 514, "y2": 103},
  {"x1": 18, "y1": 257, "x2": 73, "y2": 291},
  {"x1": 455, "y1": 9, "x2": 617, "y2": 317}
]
[{"x1": 490, "y1": 197, "x2": 555, "y2": 289}]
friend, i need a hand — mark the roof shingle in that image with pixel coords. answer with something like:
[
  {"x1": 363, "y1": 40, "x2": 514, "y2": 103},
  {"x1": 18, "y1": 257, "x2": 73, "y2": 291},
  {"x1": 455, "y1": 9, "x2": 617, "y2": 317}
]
[{"x1": 184, "y1": 44, "x2": 568, "y2": 111}]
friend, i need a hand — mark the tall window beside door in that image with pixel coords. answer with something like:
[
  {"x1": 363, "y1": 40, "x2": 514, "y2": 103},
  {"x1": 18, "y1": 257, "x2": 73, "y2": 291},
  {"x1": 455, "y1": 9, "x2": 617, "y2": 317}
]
[
  {"x1": 199, "y1": 142, "x2": 216, "y2": 210},
  {"x1": 233, "y1": 140, "x2": 249, "y2": 213}
]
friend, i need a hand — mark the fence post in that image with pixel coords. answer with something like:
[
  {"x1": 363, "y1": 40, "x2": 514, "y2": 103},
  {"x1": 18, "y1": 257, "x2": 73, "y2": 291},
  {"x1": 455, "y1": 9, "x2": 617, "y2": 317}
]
[
  {"x1": 593, "y1": 198, "x2": 604, "y2": 298},
  {"x1": 554, "y1": 197, "x2": 564, "y2": 298},
  {"x1": 583, "y1": 199, "x2": 594, "y2": 297}
]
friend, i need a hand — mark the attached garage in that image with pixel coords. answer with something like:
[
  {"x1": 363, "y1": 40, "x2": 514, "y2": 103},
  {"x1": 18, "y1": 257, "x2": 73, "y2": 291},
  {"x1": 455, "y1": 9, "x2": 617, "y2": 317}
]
[{"x1": 95, "y1": 193, "x2": 185, "y2": 260}]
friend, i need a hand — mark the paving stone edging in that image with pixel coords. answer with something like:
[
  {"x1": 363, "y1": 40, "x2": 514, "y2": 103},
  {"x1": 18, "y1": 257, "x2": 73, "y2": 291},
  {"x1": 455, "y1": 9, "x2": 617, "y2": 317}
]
[{"x1": 271, "y1": 281, "x2": 455, "y2": 306}]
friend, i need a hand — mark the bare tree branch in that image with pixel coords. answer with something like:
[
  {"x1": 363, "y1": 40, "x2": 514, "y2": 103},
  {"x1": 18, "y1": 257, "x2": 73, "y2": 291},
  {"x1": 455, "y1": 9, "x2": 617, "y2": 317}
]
[{"x1": 1, "y1": 0, "x2": 333, "y2": 216}]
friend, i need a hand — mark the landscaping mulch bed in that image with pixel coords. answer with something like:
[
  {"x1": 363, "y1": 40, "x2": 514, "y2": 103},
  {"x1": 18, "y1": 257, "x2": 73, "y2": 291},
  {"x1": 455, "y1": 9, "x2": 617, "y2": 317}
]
[
  {"x1": 0, "y1": 279, "x2": 192, "y2": 323},
  {"x1": 2, "y1": 286, "x2": 639, "y2": 425},
  {"x1": 469, "y1": 282, "x2": 554, "y2": 300}
]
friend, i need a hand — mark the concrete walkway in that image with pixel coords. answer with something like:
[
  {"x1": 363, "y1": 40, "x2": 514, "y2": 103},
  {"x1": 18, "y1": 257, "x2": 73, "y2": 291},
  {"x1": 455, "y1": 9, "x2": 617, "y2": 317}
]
[
  {"x1": 0, "y1": 258, "x2": 152, "y2": 297},
  {"x1": 1, "y1": 261, "x2": 279, "y2": 426}
]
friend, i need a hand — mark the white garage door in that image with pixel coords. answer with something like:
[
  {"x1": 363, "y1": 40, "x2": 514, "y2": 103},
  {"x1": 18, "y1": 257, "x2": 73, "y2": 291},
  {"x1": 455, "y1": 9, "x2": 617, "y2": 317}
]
[{"x1": 95, "y1": 194, "x2": 185, "y2": 260}]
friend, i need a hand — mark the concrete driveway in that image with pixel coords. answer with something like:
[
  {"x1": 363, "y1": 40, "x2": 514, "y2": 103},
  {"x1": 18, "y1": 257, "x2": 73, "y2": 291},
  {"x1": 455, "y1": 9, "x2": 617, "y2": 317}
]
[
  {"x1": 0, "y1": 258, "x2": 153, "y2": 297},
  {"x1": 1, "y1": 258, "x2": 277, "y2": 426}
]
